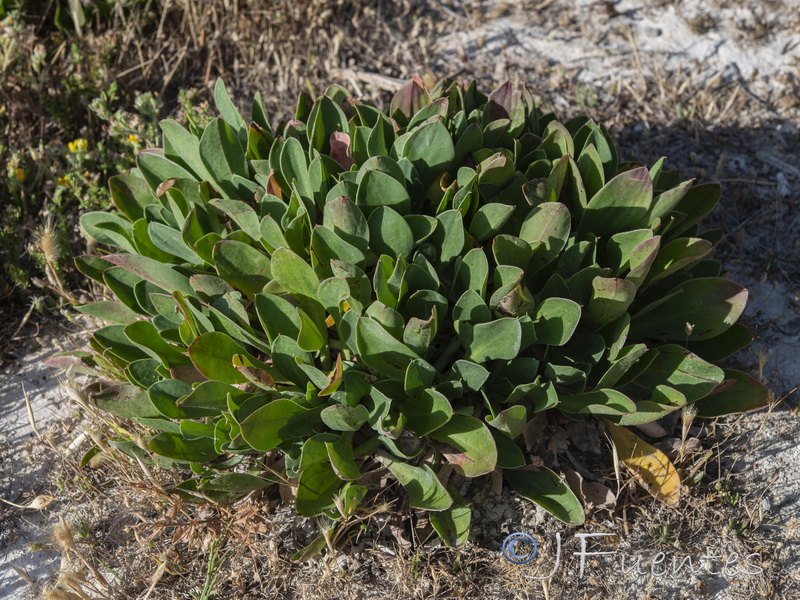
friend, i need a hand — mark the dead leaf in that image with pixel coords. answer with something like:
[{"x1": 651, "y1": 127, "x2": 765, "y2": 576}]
[
  {"x1": 0, "y1": 495, "x2": 55, "y2": 510},
  {"x1": 564, "y1": 420, "x2": 603, "y2": 454},
  {"x1": 606, "y1": 422, "x2": 681, "y2": 508},
  {"x1": 319, "y1": 354, "x2": 344, "y2": 396},
  {"x1": 524, "y1": 413, "x2": 548, "y2": 451},
  {"x1": 563, "y1": 468, "x2": 585, "y2": 502},
  {"x1": 170, "y1": 364, "x2": 207, "y2": 384},
  {"x1": 329, "y1": 132, "x2": 355, "y2": 169},
  {"x1": 582, "y1": 482, "x2": 616, "y2": 510},
  {"x1": 654, "y1": 437, "x2": 701, "y2": 460},
  {"x1": 279, "y1": 479, "x2": 298, "y2": 504},
  {"x1": 633, "y1": 421, "x2": 669, "y2": 439},
  {"x1": 563, "y1": 468, "x2": 617, "y2": 510}
]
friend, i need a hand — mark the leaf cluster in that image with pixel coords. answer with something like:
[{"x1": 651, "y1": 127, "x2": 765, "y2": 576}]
[{"x1": 71, "y1": 77, "x2": 769, "y2": 546}]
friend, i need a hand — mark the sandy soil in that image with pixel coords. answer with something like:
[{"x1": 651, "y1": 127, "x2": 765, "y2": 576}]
[{"x1": 0, "y1": 331, "x2": 77, "y2": 599}]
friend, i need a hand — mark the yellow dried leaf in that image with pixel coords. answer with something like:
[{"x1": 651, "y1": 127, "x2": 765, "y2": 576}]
[
  {"x1": 325, "y1": 301, "x2": 351, "y2": 328},
  {"x1": 0, "y1": 494, "x2": 55, "y2": 510},
  {"x1": 606, "y1": 422, "x2": 681, "y2": 507}
]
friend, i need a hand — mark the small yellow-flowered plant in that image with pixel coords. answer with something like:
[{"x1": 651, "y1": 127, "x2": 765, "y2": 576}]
[
  {"x1": 15, "y1": 168, "x2": 25, "y2": 181},
  {"x1": 68, "y1": 138, "x2": 89, "y2": 153},
  {"x1": 127, "y1": 134, "x2": 139, "y2": 144},
  {"x1": 57, "y1": 175, "x2": 69, "y2": 186}
]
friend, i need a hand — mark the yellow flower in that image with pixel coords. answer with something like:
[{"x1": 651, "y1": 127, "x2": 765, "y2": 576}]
[
  {"x1": 127, "y1": 134, "x2": 139, "y2": 144},
  {"x1": 68, "y1": 138, "x2": 88, "y2": 153},
  {"x1": 57, "y1": 176, "x2": 69, "y2": 186},
  {"x1": 14, "y1": 167, "x2": 25, "y2": 181}
]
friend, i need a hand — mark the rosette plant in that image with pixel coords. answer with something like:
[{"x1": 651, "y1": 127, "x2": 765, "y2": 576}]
[{"x1": 66, "y1": 77, "x2": 769, "y2": 548}]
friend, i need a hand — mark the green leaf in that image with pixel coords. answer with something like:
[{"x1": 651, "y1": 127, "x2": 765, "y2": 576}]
[
  {"x1": 312, "y1": 225, "x2": 367, "y2": 278},
  {"x1": 271, "y1": 247, "x2": 321, "y2": 305},
  {"x1": 595, "y1": 344, "x2": 649, "y2": 389},
  {"x1": 452, "y1": 248, "x2": 489, "y2": 299},
  {"x1": 108, "y1": 174, "x2": 158, "y2": 222},
  {"x1": 76, "y1": 301, "x2": 140, "y2": 325},
  {"x1": 606, "y1": 230, "x2": 653, "y2": 274},
  {"x1": 145, "y1": 222, "x2": 201, "y2": 265},
  {"x1": 428, "y1": 414, "x2": 497, "y2": 477},
  {"x1": 291, "y1": 534, "x2": 328, "y2": 563},
  {"x1": 200, "y1": 473, "x2": 270, "y2": 493},
  {"x1": 686, "y1": 323, "x2": 752, "y2": 362},
  {"x1": 401, "y1": 120, "x2": 455, "y2": 186},
  {"x1": 80, "y1": 212, "x2": 137, "y2": 253},
  {"x1": 296, "y1": 461, "x2": 344, "y2": 517},
  {"x1": 453, "y1": 289, "x2": 491, "y2": 328},
  {"x1": 159, "y1": 119, "x2": 213, "y2": 182},
  {"x1": 519, "y1": 203, "x2": 570, "y2": 273},
  {"x1": 254, "y1": 293, "x2": 301, "y2": 343},
  {"x1": 449, "y1": 360, "x2": 490, "y2": 391},
  {"x1": 92, "y1": 384, "x2": 160, "y2": 418},
  {"x1": 430, "y1": 210, "x2": 465, "y2": 271},
  {"x1": 209, "y1": 199, "x2": 262, "y2": 241},
  {"x1": 645, "y1": 238, "x2": 713, "y2": 285},
  {"x1": 403, "y1": 310, "x2": 438, "y2": 356},
  {"x1": 146, "y1": 379, "x2": 193, "y2": 419},
  {"x1": 323, "y1": 196, "x2": 369, "y2": 251},
  {"x1": 189, "y1": 274, "x2": 234, "y2": 299},
  {"x1": 212, "y1": 240, "x2": 272, "y2": 297},
  {"x1": 75, "y1": 254, "x2": 112, "y2": 284},
  {"x1": 626, "y1": 236, "x2": 661, "y2": 289},
  {"x1": 240, "y1": 399, "x2": 322, "y2": 451},
  {"x1": 631, "y1": 278, "x2": 748, "y2": 341},
  {"x1": 586, "y1": 277, "x2": 636, "y2": 327},
  {"x1": 378, "y1": 452, "x2": 452, "y2": 511},
  {"x1": 200, "y1": 118, "x2": 248, "y2": 198},
  {"x1": 325, "y1": 434, "x2": 361, "y2": 480},
  {"x1": 124, "y1": 320, "x2": 190, "y2": 367},
  {"x1": 92, "y1": 324, "x2": 150, "y2": 363},
  {"x1": 486, "y1": 405, "x2": 527, "y2": 439},
  {"x1": 692, "y1": 370, "x2": 771, "y2": 417},
  {"x1": 367, "y1": 206, "x2": 415, "y2": 260},
  {"x1": 213, "y1": 78, "x2": 246, "y2": 136},
  {"x1": 430, "y1": 495, "x2": 471, "y2": 547},
  {"x1": 616, "y1": 385, "x2": 686, "y2": 425},
  {"x1": 101, "y1": 254, "x2": 193, "y2": 296},
  {"x1": 297, "y1": 307, "x2": 327, "y2": 352},
  {"x1": 492, "y1": 235, "x2": 533, "y2": 271},
  {"x1": 578, "y1": 166, "x2": 653, "y2": 238},
  {"x1": 463, "y1": 318, "x2": 521, "y2": 363},
  {"x1": 280, "y1": 136, "x2": 313, "y2": 201},
  {"x1": 320, "y1": 404, "x2": 370, "y2": 431},
  {"x1": 558, "y1": 389, "x2": 636, "y2": 416},
  {"x1": 309, "y1": 96, "x2": 348, "y2": 154},
  {"x1": 137, "y1": 149, "x2": 197, "y2": 194},
  {"x1": 356, "y1": 316, "x2": 420, "y2": 379},
  {"x1": 634, "y1": 344, "x2": 724, "y2": 402},
  {"x1": 469, "y1": 203, "x2": 515, "y2": 242},
  {"x1": 148, "y1": 432, "x2": 219, "y2": 463},
  {"x1": 404, "y1": 358, "x2": 437, "y2": 396},
  {"x1": 356, "y1": 169, "x2": 411, "y2": 215},
  {"x1": 188, "y1": 331, "x2": 250, "y2": 384},
  {"x1": 179, "y1": 381, "x2": 250, "y2": 414},
  {"x1": 504, "y1": 468, "x2": 585, "y2": 524},
  {"x1": 532, "y1": 297, "x2": 581, "y2": 346},
  {"x1": 400, "y1": 388, "x2": 453, "y2": 436}
]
